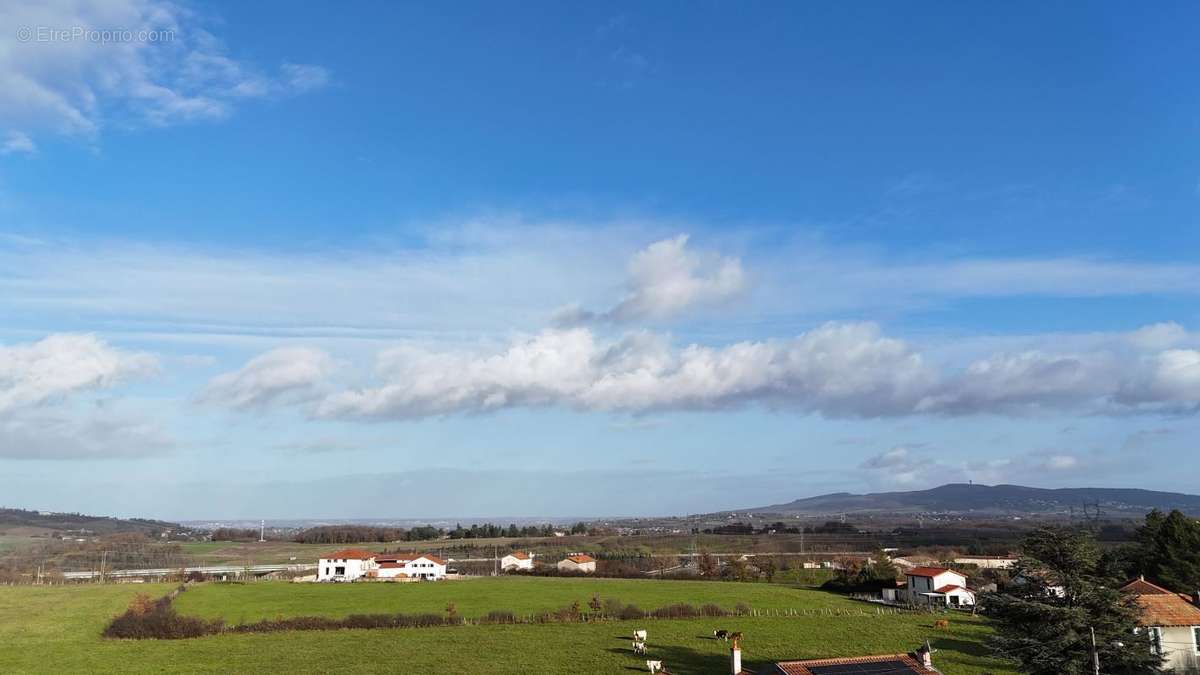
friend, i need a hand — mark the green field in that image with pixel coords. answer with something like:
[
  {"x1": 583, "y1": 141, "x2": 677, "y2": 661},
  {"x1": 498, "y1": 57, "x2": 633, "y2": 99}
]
[
  {"x1": 0, "y1": 580, "x2": 1017, "y2": 674},
  {"x1": 174, "y1": 576, "x2": 852, "y2": 623}
]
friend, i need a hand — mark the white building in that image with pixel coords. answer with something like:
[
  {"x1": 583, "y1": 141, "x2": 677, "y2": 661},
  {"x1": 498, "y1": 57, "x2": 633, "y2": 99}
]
[
  {"x1": 501, "y1": 551, "x2": 534, "y2": 571},
  {"x1": 903, "y1": 567, "x2": 975, "y2": 608},
  {"x1": 953, "y1": 555, "x2": 1017, "y2": 569},
  {"x1": 373, "y1": 552, "x2": 448, "y2": 580},
  {"x1": 1123, "y1": 576, "x2": 1200, "y2": 672},
  {"x1": 317, "y1": 548, "x2": 376, "y2": 581},
  {"x1": 557, "y1": 554, "x2": 596, "y2": 573}
]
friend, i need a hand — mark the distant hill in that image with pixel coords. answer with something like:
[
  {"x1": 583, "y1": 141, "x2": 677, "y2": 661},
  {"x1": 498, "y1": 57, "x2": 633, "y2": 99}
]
[
  {"x1": 0, "y1": 508, "x2": 180, "y2": 537},
  {"x1": 744, "y1": 483, "x2": 1200, "y2": 518}
]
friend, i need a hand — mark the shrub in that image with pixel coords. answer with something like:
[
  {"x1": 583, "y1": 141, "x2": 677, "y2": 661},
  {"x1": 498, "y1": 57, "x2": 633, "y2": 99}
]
[
  {"x1": 480, "y1": 609, "x2": 517, "y2": 624},
  {"x1": 103, "y1": 594, "x2": 223, "y2": 639}
]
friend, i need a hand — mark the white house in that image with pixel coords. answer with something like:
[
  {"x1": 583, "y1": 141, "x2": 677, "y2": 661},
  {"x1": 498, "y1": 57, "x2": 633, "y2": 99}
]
[
  {"x1": 903, "y1": 567, "x2": 975, "y2": 608},
  {"x1": 501, "y1": 551, "x2": 534, "y2": 571},
  {"x1": 557, "y1": 554, "x2": 596, "y2": 573},
  {"x1": 953, "y1": 555, "x2": 1017, "y2": 569},
  {"x1": 373, "y1": 552, "x2": 448, "y2": 580},
  {"x1": 317, "y1": 548, "x2": 376, "y2": 581},
  {"x1": 1122, "y1": 576, "x2": 1200, "y2": 673}
]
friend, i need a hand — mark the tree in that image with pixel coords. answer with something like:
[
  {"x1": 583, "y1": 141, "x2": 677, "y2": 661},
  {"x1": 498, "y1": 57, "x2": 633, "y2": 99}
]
[
  {"x1": 1134, "y1": 509, "x2": 1200, "y2": 592},
  {"x1": 983, "y1": 527, "x2": 1162, "y2": 675},
  {"x1": 698, "y1": 552, "x2": 718, "y2": 577},
  {"x1": 570, "y1": 522, "x2": 588, "y2": 535},
  {"x1": 757, "y1": 557, "x2": 777, "y2": 582}
]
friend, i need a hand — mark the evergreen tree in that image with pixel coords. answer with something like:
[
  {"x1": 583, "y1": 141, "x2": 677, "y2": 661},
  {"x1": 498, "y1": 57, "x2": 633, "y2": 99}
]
[
  {"x1": 1135, "y1": 509, "x2": 1200, "y2": 592},
  {"x1": 983, "y1": 527, "x2": 1162, "y2": 675}
]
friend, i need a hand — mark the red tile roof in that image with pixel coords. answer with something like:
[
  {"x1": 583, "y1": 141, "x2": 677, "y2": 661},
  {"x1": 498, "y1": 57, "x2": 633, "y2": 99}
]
[
  {"x1": 1122, "y1": 577, "x2": 1200, "y2": 627},
  {"x1": 906, "y1": 566, "x2": 957, "y2": 578},
  {"x1": 376, "y1": 552, "x2": 447, "y2": 566},
  {"x1": 564, "y1": 554, "x2": 595, "y2": 564},
  {"x1": 935, "y1": 584, "x2": 968, "y2": 594},
  {"x1": 774, "y1": 654, "x2": 936, "y2": 675},
  {"x1": 323, "y1": 548, "x2": 374, "y2": 560},
  {"x1": 1120, "y1": 576, "x2": 1173, "y2": 595},
  {"x1": 507, "y1": 551, "x2": 531, "y2": 560}
]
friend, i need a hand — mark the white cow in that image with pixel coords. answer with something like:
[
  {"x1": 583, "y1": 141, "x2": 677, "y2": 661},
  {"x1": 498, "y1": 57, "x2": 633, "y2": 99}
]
[
  {"x1": 633, "y1": 629, "x2": 647, "y2": 641},
  {"x1": 632, "y1": 641, "x2": 647, "y2": 655},
  {"x1": 646, "y1": 660, "x2": 663, "y2": 674}
]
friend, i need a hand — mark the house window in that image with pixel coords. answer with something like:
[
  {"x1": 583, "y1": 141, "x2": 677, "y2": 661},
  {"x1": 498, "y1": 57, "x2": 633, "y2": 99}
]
[
  {"x1": 1149, "y1": 627, "x2": 1163, "y2": 656},
  {"x1": 1194, "y1": 626, "x2": 1200, "y2": 655}
]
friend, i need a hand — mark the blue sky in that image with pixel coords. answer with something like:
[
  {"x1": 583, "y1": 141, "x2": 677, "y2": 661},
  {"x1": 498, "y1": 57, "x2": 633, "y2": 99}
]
[{"x1": 1, "y1": 1, "x2": 1199, "y2": 520}]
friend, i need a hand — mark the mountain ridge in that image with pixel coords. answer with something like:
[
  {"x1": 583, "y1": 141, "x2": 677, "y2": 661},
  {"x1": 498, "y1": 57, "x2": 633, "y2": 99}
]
[{"x1": 741, "y1": 483, "x2": 1200, "y2": 517}]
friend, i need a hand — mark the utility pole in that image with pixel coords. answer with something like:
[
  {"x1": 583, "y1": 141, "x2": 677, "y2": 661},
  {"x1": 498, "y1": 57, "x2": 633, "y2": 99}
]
[
  {"x1": 259, "y1": 519, "x2": 266, "y2": 543},
  {"x1": 1090, "y1": 626, "x2": 1100, "y2": 675}
]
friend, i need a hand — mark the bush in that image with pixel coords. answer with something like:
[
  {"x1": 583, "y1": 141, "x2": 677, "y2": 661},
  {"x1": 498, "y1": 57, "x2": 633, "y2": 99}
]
[
  {"x1": 103, "y1": 594, "x2": 223, "y2": 639},
  {"x1": 480, "y1": 610, "x2": 517, "y2": 624}
]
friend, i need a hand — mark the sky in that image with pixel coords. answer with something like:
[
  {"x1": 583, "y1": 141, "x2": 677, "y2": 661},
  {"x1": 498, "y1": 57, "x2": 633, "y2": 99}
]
[{"x1": 1, "y1": 1, "x2": 1199, "y2": 520}]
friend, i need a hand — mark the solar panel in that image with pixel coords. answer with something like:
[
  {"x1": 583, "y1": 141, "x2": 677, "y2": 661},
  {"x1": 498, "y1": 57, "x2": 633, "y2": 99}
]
[{"x1": 807, "y1": 661, "x2": 920, "y2": 675}]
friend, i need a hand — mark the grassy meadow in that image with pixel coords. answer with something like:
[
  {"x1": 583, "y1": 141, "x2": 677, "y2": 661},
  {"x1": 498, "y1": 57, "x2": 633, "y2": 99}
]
[{"x1": 0, "y1": 579, "x2": 1018, "y2": 674}]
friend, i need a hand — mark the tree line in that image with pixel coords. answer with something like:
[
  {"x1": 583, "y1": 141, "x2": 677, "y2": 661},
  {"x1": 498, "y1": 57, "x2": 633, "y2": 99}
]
[{"x1": 287, "y1": 521, "x2": 589, "y2": 544}]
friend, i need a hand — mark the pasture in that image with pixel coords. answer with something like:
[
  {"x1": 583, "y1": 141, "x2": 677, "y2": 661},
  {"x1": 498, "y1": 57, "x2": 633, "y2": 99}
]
[{"x1": 0, "y1": 579, "x2": 1018, "y2": 674}]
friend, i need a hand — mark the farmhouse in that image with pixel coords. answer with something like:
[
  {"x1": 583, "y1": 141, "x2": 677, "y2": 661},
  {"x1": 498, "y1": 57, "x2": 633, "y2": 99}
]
[
  {"x1": 1121, "y1": 576, "x2": 1200, "y2": 672},
  {"x1": 500, "y1": 551, "x2": 534, "y2": 571},
  {"x1": 374, "y1": 552, "x2": 448, "y2": 580},
  {"x1": 557, "y1": 554, "x2": 596, "y2": 573},
  {"x1": 953, "y1": 555, "x2": 1017, "y2": 569},
  {"x1": 902, "y1": 567, "x2": 975, "y2": 608},
  {"x1": 317, "y1": 549, "x2": 376, "y2": 582}
]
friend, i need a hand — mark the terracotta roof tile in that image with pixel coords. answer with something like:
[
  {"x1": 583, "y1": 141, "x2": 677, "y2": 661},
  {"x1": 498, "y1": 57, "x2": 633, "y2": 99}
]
[
  {"x1": 1122, "y1": 580, "x2": 1200, "y2": 627},
  {"x1": 906, "y1": 566, "x2": 957, "y2": 578},
  {"x1": 323, "y1": 548, "x2": 374, "y2": 560},
  {"x1": 1120, "y1": 577, "x2": 1173, "y2": 595},
  {"x1": 565, "y1": 554, "x2": 595, "y2": 564},
  {"x1": 935, "y1": 584, "x2": 968, "y2": 594},
  {"x1": 774, "y1": 653, "x2": 936, "y2": 675}
]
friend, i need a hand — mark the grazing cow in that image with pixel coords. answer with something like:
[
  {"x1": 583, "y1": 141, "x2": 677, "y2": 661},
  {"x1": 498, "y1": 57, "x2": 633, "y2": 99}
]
[
  {"x1": 634, "y1": 629, "x2": 647, "y2": 641},
  {"x1": 646, "y1": 660, "x2": 663, "y2": 674},
  {"x1": 632, "y1": 640, "x2": 647, "y2": 655},
  {"x1": 730, "y1": 631, "x2": 743, "y2": 642},
  {"x1": 934, "y1": 619, "x2": 949, "y2": 629},
  {"x1": 713, "y1": 629, "x2": 728, "y2": 640}
]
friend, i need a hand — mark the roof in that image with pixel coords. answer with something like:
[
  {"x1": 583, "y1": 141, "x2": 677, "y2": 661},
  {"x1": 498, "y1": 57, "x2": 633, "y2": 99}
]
[
  {"x1": 323, "y1": 548, "x2": 374, "y2": 560},
  {"x1": 934, "y1": 584, "x2": 969, "y2": 594},
  {"x1": 1120, "y1": 576, "x2": 1173, "y2": 595},
  {"x1": 505, "y1": 551, "x2": 531, "y2": 560},
  {"x1": 1122, "y1": 577, "x2": 1200, "y2": 627},
  {"x1": 955, "y1": 555, "x2": 1017, "y2": 560},
  {"x1": 906, "y1": 566, "x2": 958, "y2": 578},
  {"x1": 563, "y1": 554, "x2": 595, "y2": 564},
  {"x1": 376, "y1": 552, "x2": 448, "y2": 565},
  {"x1": 774, "y1": 654, "x2": 936, "y2": 675}
]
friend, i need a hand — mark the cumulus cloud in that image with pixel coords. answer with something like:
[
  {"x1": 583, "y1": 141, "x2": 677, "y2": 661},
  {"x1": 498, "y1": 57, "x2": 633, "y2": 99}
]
[
  {"x1": 314, "y1": 322, "x2": 934, "y2": 420},
  {"x1": 0, "y1": 334, "x2": 165, "y2": 459},
  {"x1": 201, "y1": 346, "x2": 333, "y2": 409},
  {"x1": 192, "y1": 321, "x2": 1200, "y2": 421},
  {"x1": 0, "y1": 334, "x2": 158, "y2": 413},
  {"x1": 0, "y1": 0, "x2": 329, "y2": 145},
  {"x1": 558, "y1": 234, "x2": 746, "y2": 325}
]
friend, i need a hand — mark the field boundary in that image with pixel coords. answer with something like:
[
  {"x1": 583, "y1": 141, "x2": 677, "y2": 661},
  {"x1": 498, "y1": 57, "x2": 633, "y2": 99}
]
[{"x1": 103, "y1": 585, "x2": 913, "y2": 640}]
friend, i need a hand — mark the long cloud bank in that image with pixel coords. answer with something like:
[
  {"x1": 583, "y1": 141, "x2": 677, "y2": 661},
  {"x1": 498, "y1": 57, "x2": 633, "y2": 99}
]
[{"x1": 203, "y1": 321, "x2": 1200, "y2": 420}]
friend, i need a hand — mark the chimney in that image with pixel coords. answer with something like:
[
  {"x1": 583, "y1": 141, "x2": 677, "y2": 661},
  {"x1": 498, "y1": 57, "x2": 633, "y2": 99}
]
[
  {"x1": 729, "y1": 644, "x2": 742, "y2": 675},
  {"x1": 914, "y1": 640, "x2": 934, "y2": 669}
]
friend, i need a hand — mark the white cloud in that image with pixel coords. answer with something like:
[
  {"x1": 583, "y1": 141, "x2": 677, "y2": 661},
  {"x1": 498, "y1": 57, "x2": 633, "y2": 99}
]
[
  {"x1": 200, "y1": 346, "x2": 333, "y2": 409},
  {"x1": 313, "y1": 322, "x2": 935, "y2": 420},
  {"x1": 559, "y1": 234, "x2": 746, "y2": 324},
  {"x1": 1, "y1": 131, "x2": 35, "y2": 154},
  {"x1": 0, "y1": 333, "x2": 157, "y2": 413},
  {"x1": 192, "y1": 321, "x2": 1200, "y2": 421},
  {"x1": 1128, "y1": 321, "x2": 1187, "y2": 351},
  {"x1": 0, "y1": 334, "x2": 165, "y2": 459},
  {"x1": 0, "y1": 0, "x2": 329, "y2": 145}
]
